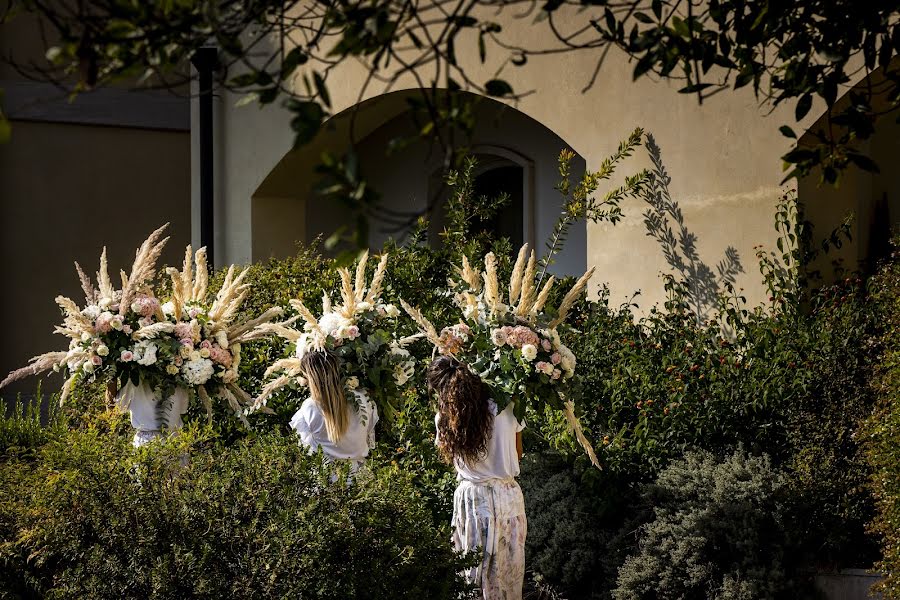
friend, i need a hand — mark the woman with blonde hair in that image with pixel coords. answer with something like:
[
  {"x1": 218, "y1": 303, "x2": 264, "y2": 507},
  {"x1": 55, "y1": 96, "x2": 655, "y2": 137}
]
[
  {"x1": 289, "y1": 350, "x2": 378, "y2": 475},
  {"x1": 428, "y1": 354, "x2": 527, "y2": 600}
]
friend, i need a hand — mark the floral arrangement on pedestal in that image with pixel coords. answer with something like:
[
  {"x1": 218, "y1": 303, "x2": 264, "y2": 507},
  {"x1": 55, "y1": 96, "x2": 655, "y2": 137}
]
[
  {"x1": 250, "y1": 252, "x2": 417, "y2": 420},
  {"x1": 401, "y1": 244, "x2": 600, "y2": 468},
  {"x1": 0, "y1": 225, "x2": 283, "y2": 437}
]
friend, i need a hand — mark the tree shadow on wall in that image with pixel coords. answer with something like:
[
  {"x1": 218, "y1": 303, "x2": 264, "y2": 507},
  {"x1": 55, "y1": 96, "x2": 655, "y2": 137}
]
[{"x1": 641, "y1": 134, "x2": 744, "y2": 323}]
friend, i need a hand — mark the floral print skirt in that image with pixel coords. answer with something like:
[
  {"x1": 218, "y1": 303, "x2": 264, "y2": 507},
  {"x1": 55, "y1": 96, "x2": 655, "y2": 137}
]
[{"x1": 452, "y1": 478, "x2": 527, "y2": 600}]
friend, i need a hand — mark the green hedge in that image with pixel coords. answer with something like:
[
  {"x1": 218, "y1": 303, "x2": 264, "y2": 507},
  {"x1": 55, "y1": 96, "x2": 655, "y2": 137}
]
[{"x1": 0, "y1": 425, "x2": 473, "y2": 599}]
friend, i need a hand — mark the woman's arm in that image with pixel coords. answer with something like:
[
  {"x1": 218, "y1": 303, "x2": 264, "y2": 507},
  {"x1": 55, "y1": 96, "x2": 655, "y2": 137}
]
[{"x1": 516, "y1": 431, "x2": 523, "y2": 460}]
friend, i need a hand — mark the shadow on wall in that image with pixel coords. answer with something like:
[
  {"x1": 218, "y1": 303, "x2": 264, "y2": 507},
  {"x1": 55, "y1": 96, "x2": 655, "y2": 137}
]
[{"x1": 640, "y1": 134, "x2": 744, "y2": 322}]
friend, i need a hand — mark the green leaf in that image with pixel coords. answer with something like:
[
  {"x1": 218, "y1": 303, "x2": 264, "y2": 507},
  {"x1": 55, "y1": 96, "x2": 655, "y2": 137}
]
[{"x1": 779, "y1": 125, "x2": 797, "y2": 139}]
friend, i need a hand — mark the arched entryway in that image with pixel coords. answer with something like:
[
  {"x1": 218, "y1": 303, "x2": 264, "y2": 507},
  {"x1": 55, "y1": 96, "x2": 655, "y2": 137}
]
[{"x1": 251, "y1": 90, "x2": 588, "y2": 275}]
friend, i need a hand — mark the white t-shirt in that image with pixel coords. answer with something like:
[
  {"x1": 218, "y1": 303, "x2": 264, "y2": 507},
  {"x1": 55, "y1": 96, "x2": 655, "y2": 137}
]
[
  {"x1": 436, "y1": 400, "x2": 525, "y2": 483},
  {"x1": 289, "y1": 389, "x2": 379, "y2": 467},
  {"x1": 119, "y1": 381, "x2": 189, "y2": 432}
]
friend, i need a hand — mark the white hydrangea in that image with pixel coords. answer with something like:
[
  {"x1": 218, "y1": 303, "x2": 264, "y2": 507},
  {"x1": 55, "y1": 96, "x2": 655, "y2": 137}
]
[
  {"x1": 161, "y1": 301, "x2": 175, "y2": 315},
  {"x1": 318, "y1": 312, "x2": 352, "y2": 338},
  {"x1": 81, "y1": 305, "x2": 101, "y2": 319},
  {"x1": 558, "y1": 344, "x2": 576, "y2": 378},
  {"x1": 134, "y1": 341, "x2": 159, "y2": 366},
  {"x1": 182, "y1": 358, "x2": 214, "y2": 385}
]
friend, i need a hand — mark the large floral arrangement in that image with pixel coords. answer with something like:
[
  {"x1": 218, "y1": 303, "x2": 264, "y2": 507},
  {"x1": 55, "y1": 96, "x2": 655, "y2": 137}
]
[
  {"x1": 401, "y1": 244, "x2": 600, "y2": 467},
  {"x1": 0, "y1": 225, "x2": 282, "y2": 425},
  {"x1": 250, "y1": 252, "x2": 416, "y2": 419}
]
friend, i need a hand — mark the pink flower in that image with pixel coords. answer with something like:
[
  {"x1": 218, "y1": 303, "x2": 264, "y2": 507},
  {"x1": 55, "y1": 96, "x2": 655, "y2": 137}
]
[
  {"x1": 552, "y1": 368, "x2": 562, "y2": 380},
  {"x1": 507, "y1": 326, "x2": 540, "y2": 349},
  {"x1": 174, "y1": 356, "x2": 184, "y2": 366},
  {"x1": 130, "y1": 295, "x2": 160, "y2": 318},
  {"x1": 551, "y1": 352, "x2": 561, "y2": 365},
  {"x1": 91, "y1": 355, "x2": 103, "y2": 366},
  {"x1": 208, "y1": 345, "x2": 233, "y2": 367},
  {"x1": 188, "y1": 307, "x2": 201, "y2": 319},
  {"x1": 542, "y1": 339, "x2": 552, "y2": 352},
  {"x1": 174, "y1": 322, "x2": 193, "y2": 340},
  {"x1": 347, "y1": 325, "x2": 360, "y2": 339},
  {"x1": 94, "y1": 312, "x2": 114, "y2": 334},
  {"x1": 200, "y1": 339, "x2": 213, "y2": 350},
  {"x1": 120, "y1": 350, "x2": 134, "y2": 362},
  {"x1": 122, "y1": 325, "x2": 133, "y2": 335},
  {"x1": 181, "y1": 339, "x2": 194, "y2": 348},
  {"x1": 535, "y1": 361, "x2": 554, "y2": 376},
  {"x1": 138, "y1": 317, "x2": 152, "y2": 328}
]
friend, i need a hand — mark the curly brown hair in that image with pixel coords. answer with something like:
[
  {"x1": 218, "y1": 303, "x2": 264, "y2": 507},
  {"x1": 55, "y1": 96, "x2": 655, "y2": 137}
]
[{"x1": 427, "y1": 355, "x2": 493, "y2": 466}]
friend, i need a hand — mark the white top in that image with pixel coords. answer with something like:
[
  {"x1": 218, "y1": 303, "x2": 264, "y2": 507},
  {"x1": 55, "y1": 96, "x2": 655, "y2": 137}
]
[
  {"x1": 436, "y1": 400, "x2": 525, "y2": 483},
  {"x1": 289, "y1": 389, "x2": 379, "y2": 468},
  {"x1": 118, "y1": 381, "x2": 189, "y2": 432}
]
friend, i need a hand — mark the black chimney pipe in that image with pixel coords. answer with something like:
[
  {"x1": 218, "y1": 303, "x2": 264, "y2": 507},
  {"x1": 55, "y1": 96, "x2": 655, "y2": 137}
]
[{"x1": 191, "y1": 47, "x2": 218, "y2": 267}]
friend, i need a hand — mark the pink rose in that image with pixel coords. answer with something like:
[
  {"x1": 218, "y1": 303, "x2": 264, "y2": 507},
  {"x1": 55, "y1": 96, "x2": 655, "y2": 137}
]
[
  {"x1": 535, "y1": 361, "x2": 553, "y2": 376},
  {"x1": 131, "y1": 295, "x2": 160, "y2": 318},
  {"x1": 552, "y1": 368, "x2": 562, "y2": 380},
  {"x1": 188, "y1": 307, "x2": 201, "y2": 319},
  {"x1": 208, "y1": 345, "x2": 233, "y2": 367},
  {"x1": 138, "y1": 317, "x2": 152, "y2": 328},
  {"x1": 551, "y1": 352, "x2": 561, "y2": 365},
  {"x1": 91, "y1": 355, "x2": 103, "y2": 366},
  {"x1": 200, "y1": 339, "x2": 213, "y2": 350},
  {"x1": 347, "y1": 325, "x2": 360, "y2": 339},
  {"x1": 542, "y1": 339, "x2": 552, "y2": 352},
  {"x1": 174, "y1": 356, "x2": 184, "y2": 366},
  {"x1": 122, "y1": 325, "x2": 133, "y2": 335},
  {"x1": 120, "y1": 350, "x2": 134, "y2": 362},
  {"x1": 181, "y1": 339, "x2": 193, "y2": 348}
]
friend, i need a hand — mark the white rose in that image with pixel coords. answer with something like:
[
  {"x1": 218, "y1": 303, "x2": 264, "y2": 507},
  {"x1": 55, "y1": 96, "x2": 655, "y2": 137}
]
[
  {"x1": 136, "y1": 343, "x2": 158, "y2": 366},
  {"x1": 82, "y1": 305, "x2": 101, "y2": 319},
  {"x1": 521, "y1": 344, "x2": 538, "y2": 361},
  {"x1": 110, "y1": 317, "x2": 123, "y2": 331},
  {"x1": 96, "y1": 344, "x2": 109, "y2": 357},
  {"x1": 199, "y1": 348, "x2": 211, "y2": 358},
  {"x1": 98, "y1": 297, "x2": 112, "y2": 310},
  {"x1": 161, "y1": 301, "x2": 175, "y2": 315},
  {"x1": 189, "y1": 350, "x2": 201, "y2": 362},
  {"x1": 179, "y1": 346, "x2": 191, "y2": 358},
  {"x1": 82, "y1": 361, "x2": 95, "y2": 374},
  {"x1": 383, "y1": 304, "x2": 400, "y2": 317},
  {"x1": 345, "y1": 376, "x2": 359, "y2": 390},
  {"x1": 81, "y1": 332, "x2": 92, "y2": 343},
  {"x1": 490, "y1": 328, "x2": 507, "y2": 346},
  {"x1": 130, "y1": 301, "x2": 142, "y2": 314},
  {"x1": 166, "y1": 364, "x2": 179, "y2": 375},
  {"x1": 356, "y1": 301, "x2": 372, "y2": 311}
]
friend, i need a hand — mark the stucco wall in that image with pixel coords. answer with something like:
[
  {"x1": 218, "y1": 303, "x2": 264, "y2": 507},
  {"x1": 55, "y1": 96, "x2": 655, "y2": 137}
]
[
  {"x1": 213, "y1": 8, "x2": 893, "y2": 310},
  {"x1": 0, "y1": 121, "x2": 190, "y2": 399}
]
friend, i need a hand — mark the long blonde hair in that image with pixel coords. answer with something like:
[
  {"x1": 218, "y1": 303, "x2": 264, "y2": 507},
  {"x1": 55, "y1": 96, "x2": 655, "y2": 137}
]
[{"x1": 300, "y1": 350, "x2": 349, "y2": 442}]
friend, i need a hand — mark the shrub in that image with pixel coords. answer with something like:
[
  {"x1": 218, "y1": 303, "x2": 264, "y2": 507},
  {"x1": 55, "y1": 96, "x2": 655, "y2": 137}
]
[
  {"x1": 0, "y1": 426, "x2": 473, "y2": 599},
  {"x1": 612, "y1": 449, "x2": 807, "y2": 600},
  {"x1": 864, "y1": 240, "x2": 900, "y2": 599}
]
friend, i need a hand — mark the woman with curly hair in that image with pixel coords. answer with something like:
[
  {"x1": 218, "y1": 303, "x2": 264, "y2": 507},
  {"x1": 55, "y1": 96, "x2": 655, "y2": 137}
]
[{"x1": 428, "y1": 354, "x2": 526, "y2": 600}]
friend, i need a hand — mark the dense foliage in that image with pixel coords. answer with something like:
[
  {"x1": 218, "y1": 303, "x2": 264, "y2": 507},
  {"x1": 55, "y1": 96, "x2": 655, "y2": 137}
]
[
  {"x1": 612, "y1": 450, "x2": 799, "y2": 600},
  {"x1": 0, "y1": 424, "x2": 474, "y2": 599},
  {"x1": 864, "y1": 241, "x2": 900, "y2": 599}
]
